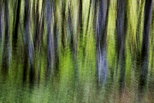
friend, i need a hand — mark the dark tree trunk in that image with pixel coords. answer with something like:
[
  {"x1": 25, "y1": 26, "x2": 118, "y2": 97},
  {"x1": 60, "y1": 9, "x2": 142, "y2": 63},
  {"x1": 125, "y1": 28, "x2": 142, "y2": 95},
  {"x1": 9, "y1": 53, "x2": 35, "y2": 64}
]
[
  {"x1": 0, "y1": 1, "x2": 3, "y2": 43},
  {"x1": 23, "y1": 46, "x2": 28, "y2": 83},
  {"x1": 96, "y1": 0, "x2": 110, "y2": 85},
  {"x1": 61, "y1": 1, "x2": 66, "y2": 49},
  {"x1": 78, "y1": 0, "x2": 83, "y2": 38},
  {"x1": 139, "y1": 0, "x2": 153, "y2": 92},
  {"x1": 34, "y1": 0, "x2": 45, "y2": 83},
  {"x1": 2, "y1": 0, "x2": 10, "y2": 75},
  {"x1": 34, "y1": 0, "x2": 43, "y2": 51},
  {"x1": 67, "y1": 7, "x2": 74, "y2": 53},
  {"x1": 53, "y1": 11, "x2": 59, "y2": 74},
  {"x1": 12, "y1": 0, "x2": 21, "y2": 54},
  {"x1": 116, "y1": 0, "x2": 127, "y2": 91},
  {"x1": 23, "y1": 0, "x2": 35, "y2": 84},
  {"x1": 46, "y1": 0, "x2": 55, "y2": 77}
]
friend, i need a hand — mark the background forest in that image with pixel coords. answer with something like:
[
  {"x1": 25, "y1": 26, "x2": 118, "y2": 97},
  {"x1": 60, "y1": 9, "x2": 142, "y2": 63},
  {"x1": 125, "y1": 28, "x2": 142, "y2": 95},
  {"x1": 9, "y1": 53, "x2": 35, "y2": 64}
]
[{"x1": 0, "y1": 0, "x2": 154, "y2": 103}]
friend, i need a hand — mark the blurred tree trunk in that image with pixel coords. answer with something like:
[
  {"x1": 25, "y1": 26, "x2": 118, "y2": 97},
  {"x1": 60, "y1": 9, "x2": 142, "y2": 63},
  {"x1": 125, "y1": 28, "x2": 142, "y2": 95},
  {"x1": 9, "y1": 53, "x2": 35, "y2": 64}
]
[
  {"x1": 2, "y1": 0, "x2": 10, "y2": 75},
  {"x1": 34, "y1": 0, "x2": 43, "y2": 51},
  {"x1": 136, "y1": 1, "x2": 144, "y2": 63},
  {"x1": 139, "y1": 0, "x2": 153, "y2": 92},
  {"x1": 0, "y1": 1, "x2": 3, "y2": 43},
  {"x1": 96, "y1": 0, "x2": 110, "y2": 85},
  {"x1": 61, "y1": 1, "x2": 66, "y2": 49},
  {"x1": 46, "y1": 0, "x2": 55, "y2": 77},
  {"x1": 78, "y1": 0, "x2": 83, "y2": 40},
  {"x1": 68, "y1": 5, "x2": 74, "y2": 54},
  {"x1": 34, "y1": 0, "x2": 45, "y2": 83},
  {"x1": 53, "y1": 6, "x2": 59, "y2": 74},
  {"x1": 12, "y1": 0, "x2": 21, "y2": 54},
  {"x1": 23, "y1": 0, "x2": 35, "y2": 84},
  {"x1": 116, "y1": 0, "x2": 127, "y2": 91}
]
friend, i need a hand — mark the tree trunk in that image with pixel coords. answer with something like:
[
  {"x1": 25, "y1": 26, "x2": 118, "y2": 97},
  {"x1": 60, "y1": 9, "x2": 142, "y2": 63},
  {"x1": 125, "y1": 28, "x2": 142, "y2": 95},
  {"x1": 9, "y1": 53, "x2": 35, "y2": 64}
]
[
  {"x1": 12, "y1": 0, "x2": 21, "y2": 54},
  {"x1": 96, "y1": 0, "x2": 110, "y2": 85},
  {"x1": 139, "y1": 0, "x2": 153, "y2": 92},
  {"x1": 116, "y1": 0, "x2": 127, "y2": 91},
  {"x1": 46, "y1": 0, "x2": 55, "y2": 77},
  {"x1": 2, "y1": 0, "x2": 10, "y2": 76},
  {"x1": 23, "y1": 0, "x2": 35, "y2": 84}
]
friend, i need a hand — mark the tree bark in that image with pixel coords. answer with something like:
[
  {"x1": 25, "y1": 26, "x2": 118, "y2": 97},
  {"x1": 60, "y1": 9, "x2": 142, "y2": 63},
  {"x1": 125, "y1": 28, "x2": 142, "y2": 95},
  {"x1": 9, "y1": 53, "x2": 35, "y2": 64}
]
[
  {"x1": 139, "y1": 0, "x2": 153, "y2": 91},
  {"x1": 96, "y1": 0, "x2": 110, "y2": 84},
  {"x1": 116, "y1": 0, "x2": 127, "y2": 91}
]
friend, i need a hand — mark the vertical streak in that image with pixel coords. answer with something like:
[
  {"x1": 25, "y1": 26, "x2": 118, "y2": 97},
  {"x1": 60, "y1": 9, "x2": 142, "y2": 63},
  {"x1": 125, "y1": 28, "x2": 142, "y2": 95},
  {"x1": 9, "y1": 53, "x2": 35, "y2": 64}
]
[
  {"x1": 0, "y1": 1, "x2": 2, "y2": 43},
  {"x1": 2, "y1": 0, "x2": 10, "y2": 75},
  {"x1": 61, "y1": 1, "x2": 66, "y2": 48},
  {"x1": 78, "y1": 0, "x2": 83, "y2": 38},
  {"x1": 46, "y1": 0, "x2": 55, "y2": 77},
  {"x1": 12, "y1": 0, "x2": 21, "y2": 53},
  {"x1": 23, "y1": 0, "x2": 35, "y2": 84},
  {"x1": 116, "y1": 0, "x2": 127, "y2": 91},
  {"x1": 139, "y1": 0, "x2": 153, "y2": 91},
  {"x1": 96, "y1": 0, "x2": 110, "y2": 84}
]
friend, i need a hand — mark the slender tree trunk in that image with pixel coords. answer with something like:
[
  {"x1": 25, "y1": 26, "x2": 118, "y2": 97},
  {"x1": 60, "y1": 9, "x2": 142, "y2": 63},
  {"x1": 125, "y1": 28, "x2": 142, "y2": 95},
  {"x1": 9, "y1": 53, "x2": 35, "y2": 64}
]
[
  {"x1": 2, "y1": 0, "x2": 10, "y2": 75},
  {"x1": 34, "y1": 0, "x2": 42, "y2": 51},
  {"x1": 34, "y1": 0, "x2": 45, "y2": 83},
  {"x1": 96, "y1": 0, "x2": 110, "y2": 85},
  {"x1": 23, "y1": 0, "x2": 35, "y2": 84},
  {"x1": 0, "y1": 1, "x2": 2, "y2": 43},
  {"x1": 12, "y1": 0, "x2": 21, "y2": 54},
  {"x1": 78, "y1": 0, "x2": 83, "y2": 39},
  {"x1": 139, "y1": 0, "x2": 153, "y2": 92},
  {"x1": 67, "y1": 6, "x2": 74, "y2": 53},
  {"x1": 61, "y1": 1, "x2": 66, "y2": 49},
  {"x1": 53, "y1": 9, "x2": 59, "y2": 74},
  {"x1": 46, "y1": 0, "x2": 55, "y2": 77},
  {"x1": 116, "y1": 0, "x2": 127, "y2": 91}
]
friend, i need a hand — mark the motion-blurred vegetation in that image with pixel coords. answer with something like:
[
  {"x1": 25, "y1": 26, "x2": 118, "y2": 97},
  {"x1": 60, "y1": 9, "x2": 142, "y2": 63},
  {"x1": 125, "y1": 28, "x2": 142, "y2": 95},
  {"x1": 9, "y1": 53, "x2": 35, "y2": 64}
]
[{"x1": 0, "y1": 0, "x2": 154, "y2": 103}]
